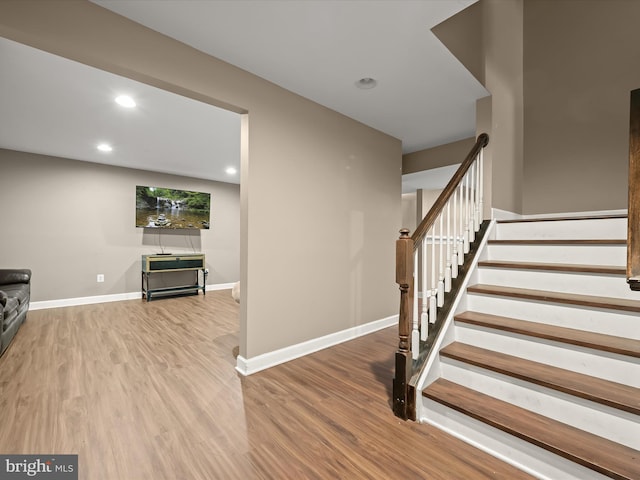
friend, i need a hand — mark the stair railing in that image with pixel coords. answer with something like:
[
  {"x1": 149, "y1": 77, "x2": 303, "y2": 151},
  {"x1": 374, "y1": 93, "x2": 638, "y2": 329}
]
[
  {"x1": 628, "y1": 88, "x2": 640, "y2": 290},
  {"x1": 394, "y1": 133, "x2": 489, "y2": 420}
]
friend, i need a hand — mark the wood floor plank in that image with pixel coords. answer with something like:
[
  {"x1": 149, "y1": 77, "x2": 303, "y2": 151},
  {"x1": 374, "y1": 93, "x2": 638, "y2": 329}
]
[
  {"x1": 440, "y1": 342, "x2": 640, "y2": 415},
  {"x1": 455, "y1": 311, "x2": 640, "y2": 358},
  {"x1": 423, "y1": 379, "x2": 640, "y2": 480},
  {"x1": 0, "y1": 291, "x2": 535, "y2": 480}
]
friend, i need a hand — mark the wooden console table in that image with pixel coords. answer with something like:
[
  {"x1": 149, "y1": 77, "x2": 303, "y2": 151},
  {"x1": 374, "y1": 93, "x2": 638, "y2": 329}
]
[{"x1": 141, "y1": 253, "x2": 207, "y2": 301}]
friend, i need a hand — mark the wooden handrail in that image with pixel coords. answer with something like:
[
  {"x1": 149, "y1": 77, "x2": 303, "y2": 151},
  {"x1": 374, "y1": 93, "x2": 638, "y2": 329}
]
[
  {"x1": 412, "y1": 133, "x2": 489, "y2": 249},
  {"x1": 628, "y1": 89, "x2": 640, "y2": 290},
  {"x1": 393, "y1": 133, "x2": 489, "y2": 420}
]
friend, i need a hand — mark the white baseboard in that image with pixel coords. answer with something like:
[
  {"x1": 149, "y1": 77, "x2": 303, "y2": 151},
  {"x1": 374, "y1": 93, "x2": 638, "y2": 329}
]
[
  {"x1": 30, "y1": 282, "x2": 235, "y2": 310},
  {"x1": 520, "y1": 208, "x2": 628, "y2": 219},
  {"x1": 491, "y1": 207, "x2": 628, "y2": 221},
  {"x1": 206, "y1": 282, "x2": 236, "y2": 291},
  {"x1": 235, "y1": 314, "x2": 398, "y2": 376},
  {"x1": 30, "y1": 292, "x2": 141, "y2": 310},
  {"x1": 491, "y1": 208, "x2": 522, "y2": 221}
]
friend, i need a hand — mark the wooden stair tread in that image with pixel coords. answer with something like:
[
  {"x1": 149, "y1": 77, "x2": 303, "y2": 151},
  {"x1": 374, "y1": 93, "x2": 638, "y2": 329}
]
[
  {"x1": 423, "y1": 378, "x2": 640, "y2": 480},
  {"x1": 467, "y1": 284, "x2": 640, "y2": 312},
  {"x1": 488, "y1": 239, "x2": 626, "y2": 245},
  {"x1": 440, "y1": 342, "x2": 640, "y2": 414},
  {"x1": 497, "y1": 214, "x2": 627, "y2": 223},
  {"x1": 477, "y1": 260, "x2": 625, "y2": 275},
  {"x1": 455, "y1": 311, "x2": 640, "y2": 358}
]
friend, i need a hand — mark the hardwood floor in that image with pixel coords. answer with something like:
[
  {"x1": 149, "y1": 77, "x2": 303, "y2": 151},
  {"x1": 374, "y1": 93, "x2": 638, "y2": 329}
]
[{"x1": 0, "y1": 291, "x2": 534, "y2": 479}]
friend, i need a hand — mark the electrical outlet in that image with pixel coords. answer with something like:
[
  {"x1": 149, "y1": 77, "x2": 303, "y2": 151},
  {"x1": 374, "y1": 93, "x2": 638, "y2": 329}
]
[{"x1": 97, "y1": 274, "x2": 105, "y2": 283}]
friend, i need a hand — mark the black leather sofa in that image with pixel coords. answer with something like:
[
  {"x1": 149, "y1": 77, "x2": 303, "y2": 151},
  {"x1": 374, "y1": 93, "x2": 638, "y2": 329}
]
[{"x1": 0, "y1": 269, "x2": 31, "y2": 356}]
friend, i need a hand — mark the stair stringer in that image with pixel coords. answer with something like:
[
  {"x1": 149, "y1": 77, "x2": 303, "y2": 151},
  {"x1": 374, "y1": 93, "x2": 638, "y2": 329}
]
[{"x1": 413, "y1": 220, "x2": 496, "y2": 420}]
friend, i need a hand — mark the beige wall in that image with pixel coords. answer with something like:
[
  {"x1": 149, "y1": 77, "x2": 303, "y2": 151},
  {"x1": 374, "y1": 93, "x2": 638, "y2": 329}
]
[
  {"x1": 436, "y1": 0, "x2": 637, "y2": 215},
  {"x1": 420, "y1": 189, "x2": 444, "y2": 216},
  {"x1": 0, "y1": 2, "x2": 401, "y2": 360},
  {"x1": 401, "y1": 138, "x2": 473, "y2": 232},
  {"x1": 401, "y1": 193, "x2": 417, "y2": 233},
  {"x1": 0, "y1": 149, "x2": 240, "y2": 302},
  {"x1": 432, "y1": 0, "x2": 524, "y2": 214},
  {"x1": 432, "y1": 1, "x2": 484, "y2": 86},
  {"x1": 482, "y1": 0, "x2": 524, "y2": 214},
  {"x1": 401, "y1": 138, "x2": 471, "y2": 234},
  {"x1": 522, "y1": 0, "x2": 640, "y2": 214},
  {"x1": 401, "y1": 189, "x2": 442, "y2": 233},
  {"x1": 402, "y1": 137, "x2": 474, "y2": 174}
]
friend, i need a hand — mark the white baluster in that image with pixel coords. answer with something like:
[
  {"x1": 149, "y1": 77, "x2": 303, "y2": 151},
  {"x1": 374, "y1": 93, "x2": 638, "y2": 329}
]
[
  {"x1": 421, "y1": 239, "x2": 428, "y2": 342},
  {"x1": 412, "y1": 249, "x2": 419, "y2": 359},
  {"x1": 473, "y1": 156, "x2": 480, "y2": 232},
  {"x1": 445, "y1": 200, "x2": 452, "y2": 291},
  {"x1": 469, "y1": 162, "x2": 476, "y2": 243},
  {"x1": 458, "y1": 183, "x2": 464, "y2": 265},
  {"x1": 429, "y1": 224, "x2": 437, "y2": 324},
  {"x1": 478, "y1": 148, "x2": 484, "y2": 230},
  {"x1": 464, "y1": 174, "x2": 470, "y2": 254},
  {"x1": 452, "y1": 187, "x2": 459, "y2": 275},
  {"x1": 437, "y1": 213, "x2": 444, "y2": 307}
]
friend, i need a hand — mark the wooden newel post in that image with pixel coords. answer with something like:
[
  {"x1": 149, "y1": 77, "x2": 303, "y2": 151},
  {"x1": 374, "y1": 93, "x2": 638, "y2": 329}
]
[
  {"x1": 628, "y1": 89, "x2": 640, "y2": 290},
  {"x1": 393, "y1": 229, "x2": 415, "y2": 420}
]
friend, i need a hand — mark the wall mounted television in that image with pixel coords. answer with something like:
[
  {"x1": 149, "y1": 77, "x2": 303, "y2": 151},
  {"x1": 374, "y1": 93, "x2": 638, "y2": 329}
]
[{"x1": 136, "y1": 185, "x2": 211, "y2": 229}]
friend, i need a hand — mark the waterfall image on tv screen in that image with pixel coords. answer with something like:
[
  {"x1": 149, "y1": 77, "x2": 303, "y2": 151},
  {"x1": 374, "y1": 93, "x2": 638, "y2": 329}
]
[{"x1": 136, "y1": 186, "x2": 211, "y2": 229}]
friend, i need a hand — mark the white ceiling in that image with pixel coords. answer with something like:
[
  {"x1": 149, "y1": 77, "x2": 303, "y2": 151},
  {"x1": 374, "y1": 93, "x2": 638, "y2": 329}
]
[
  {"x1": 1, "y1": 1, "x2": 487, "y2": 189},
  {"x1": 0, "y1": 37, "x2": 242, "y2": 184}
]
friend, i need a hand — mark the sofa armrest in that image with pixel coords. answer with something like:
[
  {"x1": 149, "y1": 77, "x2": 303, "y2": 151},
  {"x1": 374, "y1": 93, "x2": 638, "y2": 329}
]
[
  {"x1": 0, "y1": 290, "x2": 7, "y2": 307},
  {"x1": 0, "y1": 269, "x2": 32, "y2": 286}
]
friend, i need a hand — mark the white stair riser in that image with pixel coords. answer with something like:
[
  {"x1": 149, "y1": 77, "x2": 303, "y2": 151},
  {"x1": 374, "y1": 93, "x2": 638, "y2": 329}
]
[
  {"x1": 465, "y1": 294, "x2": 640, "y2": 340},
  {"x1": 486, "y1": 244, "x2": 626, "y2": 265},
  {"x1": 494, "y1": 218, "x2": 627, "y2": 240},
  {"x1": 476, "y1": 268, "x2": 633, "y2": 300},
  {"x1": 440, "y1": 359, "x2": 640, "y2": 449},
  {"x1": 455, "y1": 322, "x2": 640, "y2": 387},
  {"x1": 421, "y1": 397, "x2": 611, "y2": 480}
]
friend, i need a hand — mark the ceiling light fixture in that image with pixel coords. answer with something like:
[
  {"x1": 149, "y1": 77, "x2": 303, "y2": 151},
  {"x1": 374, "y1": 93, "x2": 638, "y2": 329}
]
[
  {"x1": 225, "y1": 167, "x2": 237, "y2": 175},
  {"x1": 355, "y1": 77, "x2": 377, "y2": 90},
  {"x1": 97, "y1": 143, "x2": 113, "y2": 152},
  {"x1": 115, "y1": 95, "x2": 136, "y2": 108}
]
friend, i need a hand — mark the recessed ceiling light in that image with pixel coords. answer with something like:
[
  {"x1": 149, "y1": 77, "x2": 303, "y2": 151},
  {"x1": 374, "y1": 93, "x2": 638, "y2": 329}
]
[
  {"x1": 115, "y1": 95, "x2": 136, "y2": 108},
  {"x1": 225, "y1": 167, "x2": 237, "y2": 175},
  {"x1": 355, "y1": 77, "x2": 377, "y2": 89},
  {"x1": 97, "y1": 143, "x2": 113, "y2": 152}
]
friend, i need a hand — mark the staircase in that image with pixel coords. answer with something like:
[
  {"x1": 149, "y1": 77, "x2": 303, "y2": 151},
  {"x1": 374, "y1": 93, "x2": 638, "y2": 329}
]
[{"x1": 419, "y1": 214, "x2": 640, "y2": 480}]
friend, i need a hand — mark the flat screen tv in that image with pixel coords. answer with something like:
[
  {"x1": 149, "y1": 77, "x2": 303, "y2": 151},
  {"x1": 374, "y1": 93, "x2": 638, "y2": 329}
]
[{"x1": 136, "y1": 185, "x2": 211, "y2": 229}]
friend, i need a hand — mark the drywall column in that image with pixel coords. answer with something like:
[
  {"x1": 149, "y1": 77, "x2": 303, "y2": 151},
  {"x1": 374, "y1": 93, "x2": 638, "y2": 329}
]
[
  {"x1": 481, "y1": 0, "x2": 524, "y2": 215},
  {"x1": 432, "y1": 0, "x2": 523, "y2": 216}
]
